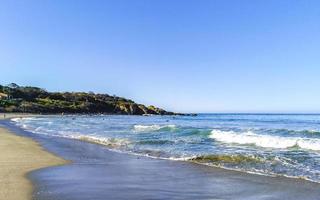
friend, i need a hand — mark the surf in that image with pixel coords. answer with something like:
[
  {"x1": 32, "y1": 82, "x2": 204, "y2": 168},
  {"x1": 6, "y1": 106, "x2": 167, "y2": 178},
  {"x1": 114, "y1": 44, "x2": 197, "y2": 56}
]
[{"x1": 209, "y1": 129, "x2": 320, "y2": 151}]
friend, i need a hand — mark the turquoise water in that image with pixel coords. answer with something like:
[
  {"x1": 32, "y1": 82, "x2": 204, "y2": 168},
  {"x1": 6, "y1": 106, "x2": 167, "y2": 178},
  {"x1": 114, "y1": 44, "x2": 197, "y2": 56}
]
[{"x1": 11, "y1": 114, "x2": 320, "y2": 182}]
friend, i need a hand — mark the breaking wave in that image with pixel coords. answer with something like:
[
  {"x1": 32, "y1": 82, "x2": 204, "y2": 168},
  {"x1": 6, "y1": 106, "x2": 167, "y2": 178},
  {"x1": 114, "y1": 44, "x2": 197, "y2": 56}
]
[
  {"x1": 75, "y1": 135, "x2": 131, "y2": 148},
  {"x1": 133, "y1": 124, "x2": 177, "y2": 132},
  {"x1": 209, "y1": 129, "x2": 320, "y2": 151},
  {"x1": 9, "y1": 115, "x2": 320, "y2": 183}
]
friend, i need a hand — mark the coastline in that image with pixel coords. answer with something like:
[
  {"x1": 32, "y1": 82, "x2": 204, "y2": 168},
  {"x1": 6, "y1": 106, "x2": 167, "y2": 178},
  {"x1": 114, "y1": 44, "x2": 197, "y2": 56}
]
[
  {"x1": 2, "y1": 116, "x2": 320, "y2": 199},
  {"x1": 28, "y1": 131, "x2": 320, "y2": 200},
  {"x1": 0, "y1": 113, "x2": 42, "y2": 120},
  {"x1": 0, "y1": 117, "x2": 67, "y2": 200}
]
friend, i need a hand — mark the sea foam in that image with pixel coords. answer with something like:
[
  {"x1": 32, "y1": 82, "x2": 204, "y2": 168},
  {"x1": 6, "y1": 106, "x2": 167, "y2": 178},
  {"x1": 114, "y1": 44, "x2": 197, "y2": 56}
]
[
  {"x1": 10, "y1": 118, "x2": 21, "y2": 122},
  {"x1": 75, "y1": 135, "x2": 131, "y2": 148},
  {"x1": 133, "y1": 124, "x2": 176, "y2": 132},
  {"x1": 209, "y1": 129, "x2": 320, "y2": 150}
]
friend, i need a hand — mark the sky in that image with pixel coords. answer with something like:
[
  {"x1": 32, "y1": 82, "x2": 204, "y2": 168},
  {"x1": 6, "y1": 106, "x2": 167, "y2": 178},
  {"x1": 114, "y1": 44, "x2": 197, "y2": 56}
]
[{"x1": 0, "y1": 0, "x2": 320, "y2": 113}]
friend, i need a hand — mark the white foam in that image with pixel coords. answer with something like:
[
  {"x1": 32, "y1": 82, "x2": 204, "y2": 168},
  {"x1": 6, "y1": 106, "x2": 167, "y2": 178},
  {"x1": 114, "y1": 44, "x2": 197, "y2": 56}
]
[
  {"x1": 297, "y1": 140, "x2": 320, "y2": 151},
  {"x1": 10, "y1": 118, "x2": 21, "y2": 122},
  {"x1": 11, "y1": 117, "x2": 36, "y2": 122},
  {"x1": 73, "y1": 135, "x2": 131, "y2": 147},
  {"x1": 133, "y1": 124, "x2": 176, "y2": 132},
  {"x1": 209, "y1": 129, "x2": 320, "y2": 150},
  {"x1": 22, "y1": 124, "x2": 29, "y2": 129}
]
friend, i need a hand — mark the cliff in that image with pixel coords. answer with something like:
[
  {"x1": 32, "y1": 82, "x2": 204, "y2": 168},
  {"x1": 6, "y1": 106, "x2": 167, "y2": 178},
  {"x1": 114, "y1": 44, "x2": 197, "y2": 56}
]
[{"x1": 0, "y1": 83, "x2": 177, "y2": 115}]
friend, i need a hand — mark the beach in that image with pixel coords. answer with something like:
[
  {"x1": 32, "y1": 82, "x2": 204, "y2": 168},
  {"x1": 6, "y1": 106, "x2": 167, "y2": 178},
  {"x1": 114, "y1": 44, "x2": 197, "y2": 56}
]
[
  {"x1": 0, "y1": 120, "x2": 66, "y2": 200},
  {"x1": 1, "y1": 115, "x2": 320, "y2": 200},
  {"x1": 2, "y1": 0, "x2": 320, "y2": 199},
  {"x1": 0, "y1": 115, "x2": 320, "y2": 200},
  {"x1": 1, "y1": 113, "x2": 41, "y2": 120}
]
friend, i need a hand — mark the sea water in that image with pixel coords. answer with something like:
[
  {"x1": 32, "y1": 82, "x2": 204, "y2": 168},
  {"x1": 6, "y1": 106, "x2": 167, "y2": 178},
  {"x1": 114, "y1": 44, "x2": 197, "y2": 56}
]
[{"x1": 11, "y1": 114, "x2": 320, "y2": 183}]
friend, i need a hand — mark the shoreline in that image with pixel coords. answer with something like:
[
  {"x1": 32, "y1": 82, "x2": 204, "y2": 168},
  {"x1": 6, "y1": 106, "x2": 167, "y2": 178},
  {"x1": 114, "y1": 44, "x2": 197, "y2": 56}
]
[
  {"x1": 2, "y1": 120, "x2": 318, "y2": 200},
  {"x1": 0, "y1": 125, "x2": 67, "y2": 200},
  {"x1": 27, "y1": 132, "x2": 320, "y2": 200},
  {"x1": 0, "y1": 113, "x2": 42, "y2": 120},
  {"x1": 4, "y1": 114, "x2": 320, "y2": 184},
  {"x1": 2, "y1": 116, "x2": 320, "y2": 199}
]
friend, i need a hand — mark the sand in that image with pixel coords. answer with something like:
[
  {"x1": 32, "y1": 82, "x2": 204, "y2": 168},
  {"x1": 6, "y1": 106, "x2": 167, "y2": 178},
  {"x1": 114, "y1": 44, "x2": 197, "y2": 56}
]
[
  {"x1": 2, "y1": 114, "x2": 320, "y2": 200},
  {"x1": 0, "y1": 127, "x2": 67, "y2": 200},
  {"x1": 0, "y1": 113, "x2": 41, "y2": 120}
]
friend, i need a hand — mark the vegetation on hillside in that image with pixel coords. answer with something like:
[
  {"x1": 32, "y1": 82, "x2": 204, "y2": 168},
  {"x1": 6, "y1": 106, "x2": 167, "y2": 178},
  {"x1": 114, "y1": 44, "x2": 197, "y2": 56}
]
[{"x1": 0, "y1": 83, "x2": 175, "y2": 115}]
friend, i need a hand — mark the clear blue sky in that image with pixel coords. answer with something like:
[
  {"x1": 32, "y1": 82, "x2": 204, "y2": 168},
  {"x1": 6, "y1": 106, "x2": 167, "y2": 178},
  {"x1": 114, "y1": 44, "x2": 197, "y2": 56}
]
[{"x1": 1, "y1": 0, "x2": 320, "y2": 113}]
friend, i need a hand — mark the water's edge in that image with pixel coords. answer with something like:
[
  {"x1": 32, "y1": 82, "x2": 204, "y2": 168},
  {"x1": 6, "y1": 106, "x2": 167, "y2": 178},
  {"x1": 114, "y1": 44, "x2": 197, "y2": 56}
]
[
  {"x1": 3, "y1": 117, "x2": 320, "y2": 184},
  {"x1": 1, "y1": 119, "x2": 320, "y2": 200}
]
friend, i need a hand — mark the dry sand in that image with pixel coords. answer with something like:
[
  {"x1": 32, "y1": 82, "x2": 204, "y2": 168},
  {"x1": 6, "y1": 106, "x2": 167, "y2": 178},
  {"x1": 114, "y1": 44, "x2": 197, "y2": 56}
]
[{"x1": 0, "y1": 126, "x2": 67, "y2": 200}]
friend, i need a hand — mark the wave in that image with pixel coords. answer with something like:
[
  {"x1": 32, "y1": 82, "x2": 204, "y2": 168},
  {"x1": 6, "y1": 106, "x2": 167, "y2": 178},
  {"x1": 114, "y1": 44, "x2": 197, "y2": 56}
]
[
  {"x1": 209, "y1": 129, "x2": 320, "y2": 151},
  {"x1": 137, "y1": 139, "x2": 175, "y2": 145},
  {"x1": 289, "y1": 129, "x2": 320, "y2": 135},
  {"x1": 9, "y1": 117, "x2": 320, "y2": 183},
  {"x1": 188, "y1": 154, "x2": 320, "y2": 183},
  {"x1": 71, "y1": 135, "x2": 131, "y2": 148},
  {"x1": 11, "y1": 119, "x2": 131, "y2": 149},
  {"x1": 133, "y1": 124, "x2": 177, "y2": 132},
  {"x1": 11, "y1": 118, "x2": 21, "y2": 122},
  {"x1": 180, "y1": 128, "x2": 212, "y2": 136},
  {"x1": 189, "y1": 154, "x2": 263, "y2": 164},
  {"x1": 11, "y1": 117, "x2": 36, "y2": 122},
  {"x1": 257, "y1": 128, "x2": 320, "y2": 136}
]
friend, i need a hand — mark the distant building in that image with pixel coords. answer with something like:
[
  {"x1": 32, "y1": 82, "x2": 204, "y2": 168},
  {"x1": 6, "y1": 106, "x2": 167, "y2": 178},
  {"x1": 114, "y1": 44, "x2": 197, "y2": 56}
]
[{"x1": 0, "y1": 93, "x2": 8, "y2": 100}]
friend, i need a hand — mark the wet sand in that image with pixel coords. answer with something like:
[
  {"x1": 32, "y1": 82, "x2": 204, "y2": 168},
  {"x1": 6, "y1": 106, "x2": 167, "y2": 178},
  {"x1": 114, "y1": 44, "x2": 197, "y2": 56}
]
[
  {"x1": 0, "y1": 113, "x2": 40, "y2": 120},
  {"x1": 1, "y1": 119, "x2": 320, "y2": 200},
  {"x1": 0, "y1": 126, "x2": 66, "y2": 200}
]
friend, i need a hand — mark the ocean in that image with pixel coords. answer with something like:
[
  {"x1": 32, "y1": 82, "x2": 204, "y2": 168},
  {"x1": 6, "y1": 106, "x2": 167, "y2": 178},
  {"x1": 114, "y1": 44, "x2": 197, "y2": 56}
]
[{"x1": 11, "y1": 114, "x2": 320, "y2": 183}]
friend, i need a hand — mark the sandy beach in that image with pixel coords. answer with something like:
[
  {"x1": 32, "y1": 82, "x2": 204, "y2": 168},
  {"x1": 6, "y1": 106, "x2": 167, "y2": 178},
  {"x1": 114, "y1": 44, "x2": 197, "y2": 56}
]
[
  {"x1": 0, "y1": 125, "x2": 66, "y2": 200},
  {"x1": 2, "y1": 0, "x2": 320, "y2": 199},
  {"x1": 1, "y1": 116, "x2": 320, "y2": 200}
]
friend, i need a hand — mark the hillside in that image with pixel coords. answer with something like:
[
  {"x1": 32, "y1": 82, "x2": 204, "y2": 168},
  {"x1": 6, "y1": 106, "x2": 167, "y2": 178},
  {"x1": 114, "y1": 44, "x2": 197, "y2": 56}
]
[{"x1": 0, "y1": 83, "x2": 176, "y2": 115}]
